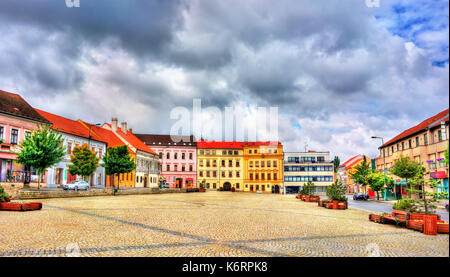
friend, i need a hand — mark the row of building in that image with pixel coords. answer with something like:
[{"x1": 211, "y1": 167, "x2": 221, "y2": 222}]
[
  {"x1": 0, "y1": 89, "x2": 336, "y2": 194},
  {"x1": 338, "y1": 109, "x2": 449, "y2": 198}
]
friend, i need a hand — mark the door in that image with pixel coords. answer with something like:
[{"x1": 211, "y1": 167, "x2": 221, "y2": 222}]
[
  {"x1": 223, "y1": 182, "x2": 231, "y2": 191},
  {"x1": 250, "y1": 185, "x2": 254, "y2": 192},
  {"x1": 176, "y1": 178, "x2": 183, "y2": 188},
  {"x1": 272, "y1": 185, "x2": 280, "y2": 194}
]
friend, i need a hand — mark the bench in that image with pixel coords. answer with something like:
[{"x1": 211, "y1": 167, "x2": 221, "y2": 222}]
[{"x1": 383, "y1": 210, "x2": 408, "y2": 227}]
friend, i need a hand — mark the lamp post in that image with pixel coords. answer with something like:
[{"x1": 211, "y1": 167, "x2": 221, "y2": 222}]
[{"x1": 371, "y1": 136, "x2": 388, "y2": 200}]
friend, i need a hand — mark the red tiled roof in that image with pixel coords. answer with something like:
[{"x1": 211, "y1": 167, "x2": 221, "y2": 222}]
[
  {"x1": 382, "y1": 109, "x2": 449, "y2": 147},
  {"x1": 242, "y1": 141, "x2": 282, "y2": 147},
  {"x1": 116, "y1": 127, "x2": 157, "y2": 155},
  {"x1": 345, "y1": 158, "x2": 363, "y2": 170},
  {"x1": 339, "y1": 154, "x2": 361, "y2": 168},
  {"x1": 35, "y1": 109, "x2": 106, "y2": 143},
  {"x1": 1, "y1": 90, "x2": 50, "y2": 124},
  {"x1": 78, "y1": 120, "x2": 127, "y2": 150}
]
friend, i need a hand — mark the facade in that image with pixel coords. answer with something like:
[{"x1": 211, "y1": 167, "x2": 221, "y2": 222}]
[
  {"x1": 102, "y1": 119, "x2": 160, "y2": 188},
  {"x1": 196, "y1": 141, "x2": 244, "y2": 191},
  {"x1": 0, "y1": 90, "x2": 51, "y2": 185},
  {"x1": 283, "y1": 151, "x2": 334, "y2": 194},
  {"x1": 338, "y1": 155, "x2": 365, "y2": 193},
  {"x1": 35, "y1": 109, "x2": 107, "y2": 187},
  {"x1": 243, "y1": 142, "x2": 284, "y2": 193},
  {"x1": 134, "y1": 134, "x2": 197, "y2": 188},
  {"x1": 375, "y1": 109, "x2": 449, "y2": 198}
]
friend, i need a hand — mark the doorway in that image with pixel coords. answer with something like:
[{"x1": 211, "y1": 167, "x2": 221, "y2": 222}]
[
  {"x1": 272, "y1": 185, "x2": 280, "y2": 194},
  {"x1": 175, "y1": 178, "x2": 183, "y2": 188},
  {"x1": 223, "y1": 182, "x2": 231, "y2": 191}
]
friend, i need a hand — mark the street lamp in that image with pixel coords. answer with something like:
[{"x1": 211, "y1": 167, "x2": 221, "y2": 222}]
[{"x1": 371, "y1": 136, "x2": 388, "y2": 200}]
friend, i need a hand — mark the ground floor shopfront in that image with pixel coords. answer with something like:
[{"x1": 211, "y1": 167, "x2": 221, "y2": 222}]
[
  {"x1": 163, "y1": 174, "x2": 196, "y2": 188},
  {"x1": 45, "y1": 161, "x2": 105, "y2": 188}
]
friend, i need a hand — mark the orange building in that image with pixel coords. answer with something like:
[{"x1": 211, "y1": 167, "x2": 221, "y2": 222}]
[{"x1": 243, "y1": 142, "x2": 284, "y2": 193}]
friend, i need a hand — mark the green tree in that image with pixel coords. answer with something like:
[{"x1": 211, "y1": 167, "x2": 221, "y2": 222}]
[
  {"x1": 0, "y1": 186, "x2": 11, "y2": 202},
  {"x1": 333, "y1": 156, "x2": 340, "y2": 173},
  {"x1": 326, "y1": 179, "x2": 347, "y2": 201},
  {"x1": 102, "y1": 145, "x2": 135, "y2": 190},
  {"x1": 349, "y1": 155, "x2": 372, "y2": 193},
  {"x1": 406, "y1": 165, "x2": 448, "y2": 213},
  {"x1": 68, "y1": 143, "x2": 100, "y2": 183},
  {"x1": 303, "y1": 181, "x2": 316, "y2": 196},
  {"x1": 390, "y1": 155, "x2": 421, "y2": 198},
  {"x1": 366, "y1": 172, "x2": 385, "y2": 200},
  {"x1": 16, "y1": 125, "x2": 65, "y2": 189}
]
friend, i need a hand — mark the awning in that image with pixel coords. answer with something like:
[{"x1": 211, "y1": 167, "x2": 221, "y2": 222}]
[
  {"x1": 185, "y1": 178, "x2": 193, "y2": 181},
  {"x1": 395, "y1": 180, "x2": 408, "y2": 186},
  {"x1": 431, "y1": 171, "x2": 447, "y2": 179}
]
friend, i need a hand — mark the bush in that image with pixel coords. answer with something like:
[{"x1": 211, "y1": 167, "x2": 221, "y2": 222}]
[
  {"x1": 392, "y1": 198, "x2": 418, "y2": 213},
  {"x1": 326, "y1": 179, "x2": 347, "y2": 201},
  {"x1": 0, "y1": 186, "x2": 11, "y2": 202}
]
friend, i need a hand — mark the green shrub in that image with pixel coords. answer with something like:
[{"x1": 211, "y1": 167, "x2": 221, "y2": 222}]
[
  {"x1": 326, "y1": 179, "x2": 347, "y2": 201},
  {"x1": 392, "y1": 198, "x2": 418, "y2": 212},
  {"x1": 0, "y1": 186, "x2": 11, "y2": 202}
]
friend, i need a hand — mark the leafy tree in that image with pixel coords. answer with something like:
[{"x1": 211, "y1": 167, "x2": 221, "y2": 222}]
[
  {"x1": 326, "y1": 179, "x2": 348, "y2": 201},
  {"x1": 102, "y1": 145, "x2": 135, "y2": 190},
  {"x1": 333, "y1": 156, "x2": 340, "y2": 173},
  {"x1": 406, "y1": 165, "x2": 448, "y2": 213},
  {"x1": 68, "y1": 143, "x2": 100, "y2": 183},
  {"x1": 366, "y1": 172, "x2": 394, "y2": 200},
  {"x1": 16, "y1": 125, "x2": 65, "y2": 189},
  {"x1": 349, "y1": 155, "x2": 372, "y2": 192},
  {"x1": 390, "y1": 155, "x2": 421, "y2": 198},
  {"x1": 303, "y1": 181, "x2": 316, "y2": 196}
]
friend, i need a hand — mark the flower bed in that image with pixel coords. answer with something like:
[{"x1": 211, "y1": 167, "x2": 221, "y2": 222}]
[{"x1": 0, "y1": 202, "x2": 42, "y2": 211}]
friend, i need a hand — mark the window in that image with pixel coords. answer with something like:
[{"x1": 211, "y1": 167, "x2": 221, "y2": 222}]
[
  {"x1": 67, "y1": 142, "x2": 72, "y2": 154},
  {"x1": 166, "y1": 152, "x2": 170, "y2": 159},
  {"x1": 228, "y1": 160, "x2": 232, "y2": 167},
  {"x1": 213, "y1": 171, "x2": 217, "y2": 177},
  {"x1": 438, "y1": 130, "x2": 443, "y2": 142},
  {"x1": 174, "y1": 153, "x2": 178, "y2": 159},
  {"x1": 255, "y1": 173, "x2": 259, "y2": 180},
  {"x1": 222, "y1": 171, "x2": 225, "y2": 177},
  {"x1": 206, "y1": 171, "x2": 210, "y2": 177},
  {"x1": 222, "y1": 160, "x2": 225, "y2": 167},
  {"x1": 182, "y1": 165, "x2": 185, "y2": 172},
  {"x1": 206, "y1": 160, "x2": 210, "y2": 167},
  {"x1": 159, "y1": 152, "x2": 163, "y2": 159},
  {"x1": 249, "y1": 161, "x2": 253, "y2": 167},
  {"x1": 25, "y1": 131, "x2": 32, "y2": 138},
  {"x1": 254, "y1": 149, "x2": 258, "y2": 154},
  {"x1": 261, "y1": 161, "x2": 265, "y2": 167},
  {"x1": 213, "y1": 160, "x2": 217, "y2": 167},
  {"x1": 416, "y1": 137, "x2": 419, "y2": 147},
  {"x1": 10, "y1": 128, "x2": 19, "y2": 145},
  {"x1": 182, "y1": 153, "x2": 185, "y2": 159},
  {"x1": 199, "y1": 171, "x2": 203, "y2": 177},
  {"x1": 267, "y1": 173, "x2": 271, "y2": 180},
  {"x1": 408, "y1": 139, "x2": 412, "y2": 148},
  {"x1": 236, "y1": 183, "x2": 240, "y2": 189},
  {"x1": 234, "y1": 150, "x2": 238, "y2": 155},
  {"x1": 261, "y1": 173, "x2": 265, "y2": 180},
  {"x1": 402, "y1": 142, "x2": 405, "y2": 150},
  {"x1": 200, "y1": 150, "x2": 204, "y2": 155},
  {"x1": 206, "y1": 183, "x2": 210, "y2": 188},
  {"x1": 267, "y1": 161, "x2": 271, "y2": 167},
  {"x1": 167, "y1": 165, "x2": 170, "y2": 171},
  {"x1": 174, "y1": 164, "x2": 178, "y2": 171},
  {"x1": 274, "y1": 173, "x2": 277, "y2": 180},
  {"x1": 0, "y1": 126, "x2": 4, "y2": 140},
  {"x1": 189, "y1": 164, "x2": 193, "y2": 172},
  {"x1": 99, "y1": 148, "x2": 103, "y2": 158},
  {"x1": 424, "y1": 134, "x2": 428, "y2": 145},
  {"x1": 229, "y1": 171, "x2": 232, "y2": 178},
  {"x1": 250, "y1": 173, "x2": 253, "y2": 180},
  {"x1": 222, "y1": 150, "x2": 226, "y2": 155},
  {"x1": 273, "y1": 161, "x2": 277, "y2": 167},
  {"x1": 189, "y1": 153, "x2": 193, "y2": 159},
  {"x1": 255, "y1": 161, "x2": 259, "y2": 167},
  {"x1": 199, "y1": 160, "x2": 203, "y2": 167},
  {"x1": 262, "y1": 185, "x2": 265, "y2": 191},
  {"x1": 236, "y1": 160, "x2": 240, "y2": 167},
  {"x1": 249, "y1": 150, "x2": 252, "y2": 154},
  {"x1": 213, "y1": 183, "x2": 217, "y2": 189},
  {"x1": 236, "y1": 171, "x2": 240, "y2": 178}
]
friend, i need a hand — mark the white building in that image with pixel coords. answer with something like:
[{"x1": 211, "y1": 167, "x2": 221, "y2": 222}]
[{"x1": 283, "y1": 151, "x2": 335, "y2": 194}]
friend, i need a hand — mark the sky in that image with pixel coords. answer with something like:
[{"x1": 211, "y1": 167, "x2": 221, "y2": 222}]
[{"x1": 0, "y1": 0, "x2": 448, "y2": 163}]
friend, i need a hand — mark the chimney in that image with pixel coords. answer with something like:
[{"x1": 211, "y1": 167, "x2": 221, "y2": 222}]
[
  {"x1": 129, "y1": 128, "x2": 133, "y2": 134},
  {"x1": 121, "y1": 122, "x2": 127, "y2": 134},
  {"x1": 111, "y1": 117, "x2": 118, "y2": 132}
]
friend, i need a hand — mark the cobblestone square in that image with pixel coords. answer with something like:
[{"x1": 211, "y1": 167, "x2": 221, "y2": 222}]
[{"x1": 0, "y1": 192, "x2": 448, "y2": 257}]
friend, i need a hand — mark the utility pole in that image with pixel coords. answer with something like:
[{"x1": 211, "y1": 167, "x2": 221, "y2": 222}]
[{"x1": 372, "y1": 136, "x2": 387, "y2": 200}]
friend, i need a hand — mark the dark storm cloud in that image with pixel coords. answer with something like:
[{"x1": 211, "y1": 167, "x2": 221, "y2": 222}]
[{"x1": 0, "y1": 0, "x2": 448, "y2": 162}]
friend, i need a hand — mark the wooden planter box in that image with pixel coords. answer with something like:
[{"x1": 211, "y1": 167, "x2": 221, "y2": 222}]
[
  {"x1": 0, "y1": 202, "x2": 42, "y2": 211},
  {"x1": 437, "y1": 223, "x2": 449, "y2": 234},
  {"x1": 318, "y1": 200, "x2": 329, "y2": 207},
  {"x1": 296, "y1": 195, "x2": 301, "y2": 199},
  {"x1": 309, "y1": 196, "x2": 320, "y2": 202},
  {"x1": 406, "y1": 220, "x2": 424, "y2": 232},
  {"x1": 199, "y1": 189, "x2": 206, "y2": 192},
  {"x1": 409, "y1": 213, "x2": 441, "y2": 221},
  {"x1": 325, "y1": 202, "x2": 334, "y2": 209}
]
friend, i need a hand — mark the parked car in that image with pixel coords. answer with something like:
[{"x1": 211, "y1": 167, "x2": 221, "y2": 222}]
[
  {"x1": 353, "y1": 193, "x2": 369, "y2": 200},
  {"x1": 63, "y1": 181, "x2": 90, "y2": 191},
  {"x1": 445, "y1": 202, "x2": 449, "y2": 212}
]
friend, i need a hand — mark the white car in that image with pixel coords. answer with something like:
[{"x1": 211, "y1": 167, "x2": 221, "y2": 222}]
[{"x1": 64, "y1": 181, "x2": 90, "y2": 191}]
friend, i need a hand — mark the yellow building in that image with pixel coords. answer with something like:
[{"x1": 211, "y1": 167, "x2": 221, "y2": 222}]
[
  {"x1": 196, "y1": 141, "x2": 244, "y2": 191},
  {"x1": 243, "y1": 142, "x2": 284, "y2": 193}
]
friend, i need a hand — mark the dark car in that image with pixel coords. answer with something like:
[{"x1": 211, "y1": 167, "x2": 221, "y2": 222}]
[
  {"x1": 353, "y1": 193, "x2": 369, "y2": 200},
  {"x1": 446, "y1": 202, "x2": 449, "y2": 212}
]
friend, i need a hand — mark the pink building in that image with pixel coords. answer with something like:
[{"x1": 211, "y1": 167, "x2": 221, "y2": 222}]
[
  {"x1": 0, "y1": 90, "x2": 51, "y2": 184},
  {"x1": 135, "y1": 134, "x2": 197, "y2": 188}
]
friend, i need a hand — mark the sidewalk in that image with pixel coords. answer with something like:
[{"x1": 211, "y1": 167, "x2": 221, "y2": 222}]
[{"x1": 367, "y1": 197, "x2": 448, "y2": 210}]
